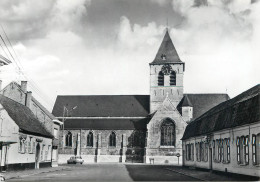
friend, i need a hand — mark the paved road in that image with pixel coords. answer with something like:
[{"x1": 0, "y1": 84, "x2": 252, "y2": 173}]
[{"x1": 7, "y1": 164, "x2": 198, "y2": 181}]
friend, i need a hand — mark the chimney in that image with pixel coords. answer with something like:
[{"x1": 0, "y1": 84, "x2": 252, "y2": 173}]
[
  {"x1": 25, "y1": 91, "x2": 32, "y2": 108},
  {"x1": 21, "y1": 81, "x2": 27, "y2": 93},
  {"x1": 0, "y1": 80, "x2": 2, "y2": 91}
]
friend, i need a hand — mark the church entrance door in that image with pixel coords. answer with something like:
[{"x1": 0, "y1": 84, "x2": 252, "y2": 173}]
[{"x1": 125, "y1": 148, "x2": 144, "y2": 163}]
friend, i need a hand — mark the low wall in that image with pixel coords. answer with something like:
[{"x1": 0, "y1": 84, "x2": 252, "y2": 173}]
[{"x1": 145, "y1": 156, "x2": 182, "y2": 165}]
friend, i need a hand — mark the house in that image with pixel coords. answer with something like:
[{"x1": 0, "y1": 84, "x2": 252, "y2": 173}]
[
  {"x1": 52, "y1": 29, "x2": 229, "y2": 164},
  {"x1": 0, "y1": 95, "x2": 53, "y2": 171},
  {"x1": 0, "y1": 80, "x2": 62, "y2": 167},
  {"x1": 182, "y1": 84, "x2": 260, "y2": 177}
]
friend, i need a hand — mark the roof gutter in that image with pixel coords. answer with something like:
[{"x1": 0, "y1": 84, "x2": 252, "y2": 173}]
[{"x1": 56, "y1": 116, "x2": 148, "y2": 119}]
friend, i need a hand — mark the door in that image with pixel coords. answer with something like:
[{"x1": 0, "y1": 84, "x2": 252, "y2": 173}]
[
  {"x1": 35, "y1": 143, "x2": 40, "y2": 169},
  {"x1": 209, "y1": 148, "x2": 212, "y2": 170}
]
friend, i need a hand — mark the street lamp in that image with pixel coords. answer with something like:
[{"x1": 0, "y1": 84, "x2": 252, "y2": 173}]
[{"x1": 62, "y1": 105, "x2": 77, "y2": 149}]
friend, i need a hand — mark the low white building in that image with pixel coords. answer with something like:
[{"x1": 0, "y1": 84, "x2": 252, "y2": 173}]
[
  {"x1": 182, "y1": 84, "x2": 260, "y2": 177},
  {"x1": 0, "y1": 94, "x2": 53, "y2": 171}
]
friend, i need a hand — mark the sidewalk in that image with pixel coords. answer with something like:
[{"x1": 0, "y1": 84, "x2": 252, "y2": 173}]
[
  {"x1": 165, "y1": 166, "x2": 260, "y2": 181},
  {"x1": 1, "y1": 166, "x2": 71, "y2": 180}
]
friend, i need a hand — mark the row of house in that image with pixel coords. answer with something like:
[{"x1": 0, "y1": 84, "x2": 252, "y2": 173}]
[
  {"x1": 0, "y1": 80, "x2": 62, "y2": 171},
  {"x1": 182, "y1": 84, "x2": 260, "y2": 177}
]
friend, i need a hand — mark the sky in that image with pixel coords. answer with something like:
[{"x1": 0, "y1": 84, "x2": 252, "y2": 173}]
[{"x1": 0, "y1": 0, "x2": 259, "y2": 111}]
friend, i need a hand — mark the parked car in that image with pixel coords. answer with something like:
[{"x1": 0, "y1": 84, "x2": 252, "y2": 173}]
[
  {"x1": 0, "y1": 174, "x2": 5, "y2": 181},
  {"x1": 67, "y1": 156, "x2": 84, "y2": 164}
]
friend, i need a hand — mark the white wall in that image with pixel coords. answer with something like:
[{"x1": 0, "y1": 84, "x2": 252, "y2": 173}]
[{"x1": 183, "y1": 122, "x2": 260, "y2": 177}]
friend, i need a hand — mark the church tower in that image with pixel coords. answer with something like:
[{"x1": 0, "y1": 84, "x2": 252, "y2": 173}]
[{"x1": 150, "y1": 29, "x2": 185, "y2": 113}]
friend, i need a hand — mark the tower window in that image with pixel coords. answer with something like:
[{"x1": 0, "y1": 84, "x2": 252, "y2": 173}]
[
  {"x1": 170, "y1": 71, "x2": 176, "y2": 86},
  {"x1": 161, "y1": 118, "x2": 175, "y2": 146},
  {"x1": 158, "y1": 71, "x2": 164, "y2": 86}
]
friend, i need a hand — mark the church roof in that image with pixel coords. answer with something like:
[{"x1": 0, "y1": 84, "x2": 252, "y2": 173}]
[
  {"x1": 182, "y1": 94, "x2": 229, "y2": 120},
  {"x1": 52, "y1": 95, "x2": 150, "y2": 117},
  {"x1": 182, "y1": 84, "x2": 260, "y2": 140},
  {"x1": 150, "y1": 29, "x2": 182, "y2": 64},
  {"x1": 0, "y1": 95, "x2": 53, "y2": 138},
  {"x1": 63, "y1": 118, "x2": 150, "y2": 130},
  {"x1": 180, "y1": 95, "x2": 193, "y2": 107}
]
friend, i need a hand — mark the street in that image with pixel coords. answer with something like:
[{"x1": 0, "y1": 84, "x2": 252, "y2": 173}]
[
  {"x1": 7, "y1": 164, "x2": 197, "y2": 181},
  {"x1": 6, "y1": 164, "x2": 258, "y2": 181}
]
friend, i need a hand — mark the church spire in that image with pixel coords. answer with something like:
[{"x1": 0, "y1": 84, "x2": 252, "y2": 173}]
[{"x1": 150, "y1": 29, "x2": 182, "y2": 64}]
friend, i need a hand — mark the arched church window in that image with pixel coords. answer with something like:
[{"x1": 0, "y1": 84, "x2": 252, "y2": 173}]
[
  {"x1": 109, "y1": 132, "x2": 116, "y2": 147},
  {"x1": 87, "y1": 131, "x2": 94, "y2": 147},
  {"x1": 170, "y1": 71, "x2": 176, "y2": 86},
  {"x1": 161, "y1": 118, "x2": 175, "y2": 146},
  {"x1": 158, "y1": 71, "x2": 164, "y2": 86},
  {"x1": 65, "y1": 132, "x2": 72, "y2": 147}
]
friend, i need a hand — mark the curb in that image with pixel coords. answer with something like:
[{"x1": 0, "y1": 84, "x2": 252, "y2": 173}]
[
  {"x1": 165, "y1": 168, "x2": 206, "y2": 181},
  {"x1": 5, "y1": 167, "x2": 70, "y2": 180}
]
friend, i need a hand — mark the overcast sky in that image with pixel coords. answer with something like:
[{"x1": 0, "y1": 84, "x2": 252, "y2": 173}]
[{"x1": 0, "y1": 0, "x2": 259, "y2": 110}]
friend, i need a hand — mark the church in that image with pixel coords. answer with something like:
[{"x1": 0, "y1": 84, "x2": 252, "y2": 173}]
[{"x1": 52, "y1": 29, "x2": 229, "y2": 164}]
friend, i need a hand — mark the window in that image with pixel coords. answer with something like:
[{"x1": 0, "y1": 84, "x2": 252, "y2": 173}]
[
  {"x1": 191, "y1": 143, "x2": 194, "y2": 161},
  {"x1": 245, "y1": 136, "x2": 249, "y2": 165},
  {"x1": 87, "y1": 132, "x2": 94, "y2": 147},
  {"x1": 237, "y1": 136, "x2": 249, "y2": 165},
  {"x1": 54, "y1": 128, "x2": 59, "y2": 139},
  {"x1": 158, "y1": 71, "x2": 164, "y2": 86},
  {"x1": 19, "y1": 139, "x2": 24, "y2": 153},
  {"x1": 213, "y1": 140, "x2": 215, "y2": 160},
  {"x1": 109, "y1": 132, "x2": 116, "y2": 147},
  {"x1": 28, "y1": 138, "x2": 32, "y2": 153},
  {"x1": 196, "y1": 143, "x2": 201, "y2": 162},
  {"x1": 200, "y1": 142, "x2": 204, "y2": 161},
  {"x1": 170, "y1": 71, "x2": 176, "y2": 85},
  {"x1": 186, "y1": 143, "x2": 194, "y2": 161},
  {"x1": 252, "y1": 134, "x2": 260, "y2": 165},
  {"x1": 33, "y1": 141, "x2": 36, "y2": 153},
  {"x1": 204, "y1": 143, "x2": 208, "y2": 162},
  {"x1": 160, "y1": 118, "x2": 175, "y2": 146},
  {"x1": 237, "y1": 137, "x2": 240, "y2": 164},
  {"x1": 65, "y1": 132, "x2": 72, "y2": 147},
  {"x1": 226, "y1": 138, "x2": 230, "y2": 163},
  {"x1": 41, "y1": 144, "x2": 45, "y2": 161},
  {"x1": 218, "y1": 139, "x2": 222, "y2": 162}
]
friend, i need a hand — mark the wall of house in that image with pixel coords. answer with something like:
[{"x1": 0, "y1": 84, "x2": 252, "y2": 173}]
[
  {"x1": 146, "y1": 110, "x2": 187, "y2": 164},
  {"x1": 0, "y1": 107, "x2": 19, "y2": 170},
  {"x1": 150, "y1": 64, "x2": 184, "y2": 113},
  {"x1": 1, "y1": 82, "x2": 54, "y2": 135},
  {"x1": 7, "y1": 133, "x2": 52, "y2": 170},
  {"x1": 182, "y1": 122, "x2": 260, "y2": 177},
  {"x1": 58, "y1": 129, "x2": 146, "y2": 164}
]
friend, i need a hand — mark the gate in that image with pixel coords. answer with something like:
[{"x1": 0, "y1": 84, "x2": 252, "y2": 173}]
[{"x1": 125, "y1": 148, "x2": 144, "y2": 163}]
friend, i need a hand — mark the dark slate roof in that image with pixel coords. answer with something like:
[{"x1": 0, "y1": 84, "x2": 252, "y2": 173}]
[
  {"x1": 150, "y1": 29, "x2": 182, "y2": 64},
  {"x1": 178, "y1": 94, "x2": 230, "y2": 120},
  {"x1": 182, "y1": 84, "x2": 260, "y2": 140},
  {"x1": 52, "y1": 95, "x2": 150, "y2": 117},
  {"x1": 181, "y1": 95, "x2": 193, "y2": 107},
  {"x1": 0, "y1": 95, "x2": 53, "y2": 138},
  {"x1": 64, "y1": 118, "x2": 150, "y2": 130}
]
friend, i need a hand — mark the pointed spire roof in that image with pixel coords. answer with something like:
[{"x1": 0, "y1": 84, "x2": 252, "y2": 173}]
[
  {"x1": 181, "y1": 95, "x2": 193, "y2": 107},
  {"x1": 151, "y1": 29, "x2": 182, "y2": 64}
]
